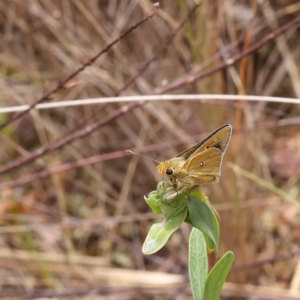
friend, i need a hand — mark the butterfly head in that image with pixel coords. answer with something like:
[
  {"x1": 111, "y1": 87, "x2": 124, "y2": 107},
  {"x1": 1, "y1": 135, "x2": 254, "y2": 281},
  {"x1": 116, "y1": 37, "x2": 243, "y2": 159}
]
[
  {"x1": 156, "y1": 160, "x2": 179, "y2": 186},
  {"x1": 157, "y1": 161, "x2": 172, "y2": 176}
]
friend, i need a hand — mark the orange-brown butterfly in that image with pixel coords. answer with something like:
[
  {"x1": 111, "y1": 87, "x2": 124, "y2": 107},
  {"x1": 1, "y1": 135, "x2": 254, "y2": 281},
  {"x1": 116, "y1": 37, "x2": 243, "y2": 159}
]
[{"x1": 127, "y1": 124, "x2": 232, "y2": 189}]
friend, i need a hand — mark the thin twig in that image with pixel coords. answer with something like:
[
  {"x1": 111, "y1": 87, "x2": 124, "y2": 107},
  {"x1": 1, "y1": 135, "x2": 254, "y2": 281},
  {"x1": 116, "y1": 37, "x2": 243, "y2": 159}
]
[
  {"x1": 0, "y1": 3, "x2": 200, "y2": 176},
  {"x1": 0, "y1": 6, "x2": 299, "y2": 178},
  {"x1": 154, "y1": 14, "x2": 300, "y2": 94},
  {"x1": 1, "y1": 115, "x2": 300, "y2": 190},
  {"x1": 0, "y1": 3, "x2": 160, "y2": 130},
  {"x1": 231, "y1": 249, "x2": 300, "y2": 272},
  {"x1": 0, "y1": 101, "x2": 143, "y2": 175}
]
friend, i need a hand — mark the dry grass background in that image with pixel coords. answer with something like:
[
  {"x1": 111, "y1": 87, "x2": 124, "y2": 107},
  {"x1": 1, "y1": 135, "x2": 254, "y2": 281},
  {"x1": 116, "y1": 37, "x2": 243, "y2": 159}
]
[{"x1": 0, "y1": 0, "x2": 300, "y2": 299}]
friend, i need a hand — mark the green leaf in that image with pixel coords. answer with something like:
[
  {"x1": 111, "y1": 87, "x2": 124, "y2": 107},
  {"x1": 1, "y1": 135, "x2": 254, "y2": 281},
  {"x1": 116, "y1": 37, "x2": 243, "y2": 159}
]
[
  {"x1": 188, "y1": 228, "x2": 208, "y2": 300},
  {"x1": 186, "y1": 188, "x2": 220, "y2": 254},
  {"x1": 159, "y1": 192, "x2": 187, "y2": 218},
  {"x1": 203, "y1": 251, "x2": 234, "y2": 300},
  {"x1": 187, "y1": 186, "x2": 209, "y2": 203},
  {"x1": 202, "y1": 232, "x2": 216, "y2": 253},
  {"x1": 143, "y1": 183, "x2": 220, "y2": 255},
  {"x1": 142, "y1": 207, "x2": 187, "y2": 255},
  {"x1": 143, "y1": 183, "x2": 189, "y2": 254},
  {"x1": 144, "y1": 190, "x2": 162, "y2": 214}
]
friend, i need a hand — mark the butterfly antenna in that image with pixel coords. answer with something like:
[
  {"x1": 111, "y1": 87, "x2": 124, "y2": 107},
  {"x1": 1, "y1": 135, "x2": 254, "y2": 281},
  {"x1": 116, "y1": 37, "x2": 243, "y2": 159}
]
[{"x1": 126, "y1": 150, "x2": 160, "y2": 164}]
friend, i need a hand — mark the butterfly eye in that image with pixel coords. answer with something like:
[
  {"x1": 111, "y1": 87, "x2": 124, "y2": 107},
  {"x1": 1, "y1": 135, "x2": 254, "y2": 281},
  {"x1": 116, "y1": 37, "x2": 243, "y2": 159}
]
[{"x1": 166, "y1": 168, "x2": 173, "y2": 175}]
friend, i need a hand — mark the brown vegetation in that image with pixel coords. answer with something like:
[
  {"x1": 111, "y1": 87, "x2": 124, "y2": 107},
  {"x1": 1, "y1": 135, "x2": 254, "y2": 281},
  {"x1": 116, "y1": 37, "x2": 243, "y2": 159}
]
[{"x1": 0, "y1": 1, "x2": 300, "y2": 299}]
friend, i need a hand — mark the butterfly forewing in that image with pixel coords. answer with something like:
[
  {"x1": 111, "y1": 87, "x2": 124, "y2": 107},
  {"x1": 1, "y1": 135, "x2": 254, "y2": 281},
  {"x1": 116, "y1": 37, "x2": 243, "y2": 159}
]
[{"x1": 175, "y1": 124, "x2": 232, "y2": 160}]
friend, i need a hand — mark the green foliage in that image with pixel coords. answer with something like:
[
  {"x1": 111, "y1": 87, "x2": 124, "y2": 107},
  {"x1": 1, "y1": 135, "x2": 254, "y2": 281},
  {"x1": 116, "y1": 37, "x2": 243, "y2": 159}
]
[
  {"x1": 143, "y1": 182, "x2": 219, "y2": 255},
  {"x1": 203, "y1": 251, "x2": 234, "y2": 300},
  {"x1": 189, "y1": 228, "x2": 208, "y2": 300},
  {"x1": 185, "y1": 188, "x2": 219, "y2": 254},
  {"x1": 142, "y1": 208, "x2": 187, "y2": 255},
  {"x1": 189, "y1": 228, "x2": 234, "y2": 300},
  {"x1": 144, "y1": 190, "x2": 163, "y2": 214},
  {"x1": 143, "y1": 182, "x2": 188, "y2": 254},
  {"x1": 144, "y1": 182, "x2": 234, "y2": 299}
]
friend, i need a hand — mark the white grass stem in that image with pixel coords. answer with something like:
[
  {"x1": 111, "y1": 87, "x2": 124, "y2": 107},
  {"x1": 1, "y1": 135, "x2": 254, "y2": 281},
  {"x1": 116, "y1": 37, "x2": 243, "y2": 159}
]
[{"x1": 0, "y1": 94, "x2": 299, "y2": 114}]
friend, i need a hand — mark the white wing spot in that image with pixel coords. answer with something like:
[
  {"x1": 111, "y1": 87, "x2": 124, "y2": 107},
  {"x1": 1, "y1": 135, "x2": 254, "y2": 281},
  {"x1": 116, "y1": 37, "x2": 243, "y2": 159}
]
[{"x1": 200, "y1": 162, "x2": 204, "y2": 166}]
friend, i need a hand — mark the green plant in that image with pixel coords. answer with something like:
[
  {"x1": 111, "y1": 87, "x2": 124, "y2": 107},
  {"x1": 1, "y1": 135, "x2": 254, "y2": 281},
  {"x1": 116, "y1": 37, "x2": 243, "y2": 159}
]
[{"x1": 143, "y1": 182, "x2": 234, "y2": 300}]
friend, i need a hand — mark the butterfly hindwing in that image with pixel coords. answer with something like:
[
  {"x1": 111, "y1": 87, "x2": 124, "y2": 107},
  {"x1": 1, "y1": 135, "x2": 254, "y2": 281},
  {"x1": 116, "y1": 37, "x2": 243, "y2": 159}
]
[{"x1": 183, "y1": 147, "x2": 222, "y2": 176}]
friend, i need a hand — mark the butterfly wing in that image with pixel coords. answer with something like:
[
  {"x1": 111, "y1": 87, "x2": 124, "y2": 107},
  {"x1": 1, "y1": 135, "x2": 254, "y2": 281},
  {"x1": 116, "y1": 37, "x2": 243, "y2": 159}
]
[
  {"x1": 184, "y1": 148, "x2": 222, "y2": 174},
  {"x1": 181, "y1": 148, "x2": 223, "y2": 184},
  {"x1": 175, "y1": 124, "x2": 232, "y2": 160}
]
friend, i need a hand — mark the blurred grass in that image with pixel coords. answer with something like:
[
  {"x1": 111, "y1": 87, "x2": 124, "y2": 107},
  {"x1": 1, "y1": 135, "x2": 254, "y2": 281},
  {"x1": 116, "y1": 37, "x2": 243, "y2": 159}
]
[{"x1": 0, "y1": 0, "x2": 300, "y2": 299}]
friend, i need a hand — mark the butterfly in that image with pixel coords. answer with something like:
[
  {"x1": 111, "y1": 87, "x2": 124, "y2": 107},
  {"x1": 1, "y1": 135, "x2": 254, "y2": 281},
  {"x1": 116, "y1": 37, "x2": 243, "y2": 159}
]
[{"x1": 127, "y1": 124, "x2": 232, "y2": 190}]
